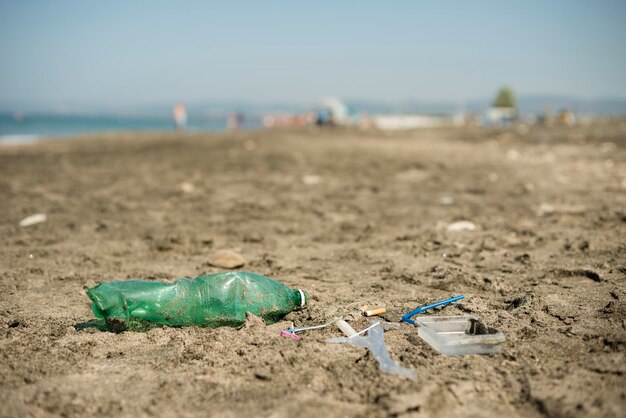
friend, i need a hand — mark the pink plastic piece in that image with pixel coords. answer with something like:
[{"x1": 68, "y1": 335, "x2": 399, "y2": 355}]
[{"x1": 280, "y1": 330, "x2": 301, "y2": 340}]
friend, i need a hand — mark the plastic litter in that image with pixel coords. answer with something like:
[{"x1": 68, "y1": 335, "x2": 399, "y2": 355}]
[
  {"x1": 327, "y1": 322, "x2": 416, "y2": 379},
  {"x1": 401, "y1": 295, "x2": 464, "y2": 325},
  {"x1": 415, "y1": 315, "x2": 506, "y2": 355},
  {"x1": 446, "y1": 220, "x2": 476, "y2": 232},
  {"x1": 19, "y1": 213, "x2": 47, "y2": 227},
  {"x1": 335, "y1": 319, "x2": 357, "y2": 337},
  {"x1": 280, "y1": 317, "x2": 340, "y2": 338},
  {"x1": 86, "y1": 271, "x2": 307, "y2": 332},
  {"x1": 280, "y1": 330, "x2": 301, "y2": 340}
]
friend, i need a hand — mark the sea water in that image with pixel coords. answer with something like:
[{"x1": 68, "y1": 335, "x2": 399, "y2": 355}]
[{"x1": 0, "y1": 113, "x2": 262, "y2": 144}]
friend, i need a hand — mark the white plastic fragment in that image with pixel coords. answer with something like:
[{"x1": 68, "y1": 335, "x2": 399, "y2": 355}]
[
  {"x1": 446, "y1": 220, "x2": 476, "y2": 232},
  {"x1": 335, "y1": 319, "x2": 357, "y2": 337},
  {"x1": 19, "y1": 213, "x2": 47, "y2": 227}
]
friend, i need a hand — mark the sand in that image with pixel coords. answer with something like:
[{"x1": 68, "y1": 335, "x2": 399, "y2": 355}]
[{"x1": 1, "y1": 124, "x2": 625, "y2": 417}]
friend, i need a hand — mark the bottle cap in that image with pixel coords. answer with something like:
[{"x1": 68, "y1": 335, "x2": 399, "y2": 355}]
[{"x1": 297, "y1": 289, "x2": 307, "y2": 308}]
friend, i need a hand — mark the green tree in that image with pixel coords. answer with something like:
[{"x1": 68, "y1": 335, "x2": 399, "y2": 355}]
[{"x1": 493, "y1": 87, "x2": 516, "y2": 109}]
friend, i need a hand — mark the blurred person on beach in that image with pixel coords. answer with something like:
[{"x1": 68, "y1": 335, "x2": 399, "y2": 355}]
[
  {"x1": 172, "y1": 102, "x2": 187, "y2": 131},
  {"x1": 227, "y1": 113, "x2": 244, "y2": 131}
]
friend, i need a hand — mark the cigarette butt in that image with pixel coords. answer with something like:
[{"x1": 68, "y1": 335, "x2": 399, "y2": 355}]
[
  {"x1": 360, "y1": 305, "x2": 370, "y2": 313},
  {"x1": 364, "y1": 307, "x2": 386, "y2": 317}
]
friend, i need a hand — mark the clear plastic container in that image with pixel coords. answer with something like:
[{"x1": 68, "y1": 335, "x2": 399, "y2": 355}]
[{"x1": 415, "y1": 316, "x2": 505, "y2": 356}]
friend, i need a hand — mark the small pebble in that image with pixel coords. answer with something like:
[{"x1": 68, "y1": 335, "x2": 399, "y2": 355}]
[
  {"x1": 179, "y1": 182, "x2": 195, "y2": 193},
  {"x1": 302, "y1": 175, "x2": 322, "y2": 185},
  {"x1": 536, "y1": 203, "x2": 555, "y2": 217},
  {"x1": 208, "y1": 250, "x2": 246, "y2": 269},
  {"x1": 439, "y1": 196, "x2": 455, "y2": 206}
]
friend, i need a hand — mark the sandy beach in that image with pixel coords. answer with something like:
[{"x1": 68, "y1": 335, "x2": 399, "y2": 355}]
[{"x1": 1, "y1": 124, "x2": 625, "y2": 417}]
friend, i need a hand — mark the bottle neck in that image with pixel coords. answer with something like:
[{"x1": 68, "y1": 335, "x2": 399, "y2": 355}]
[{"x1": 295, "y1": 289, "x2": 308, "y2": 308}]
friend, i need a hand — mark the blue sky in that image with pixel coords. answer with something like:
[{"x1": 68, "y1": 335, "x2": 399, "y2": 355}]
[{"x1": 1, "y1": 0, "x2": 625, "y2": 108}]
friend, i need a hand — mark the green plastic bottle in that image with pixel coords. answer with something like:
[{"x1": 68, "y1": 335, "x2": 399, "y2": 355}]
[{"x1": 86, "y1": 271, "x2": 308, "y2": 332}]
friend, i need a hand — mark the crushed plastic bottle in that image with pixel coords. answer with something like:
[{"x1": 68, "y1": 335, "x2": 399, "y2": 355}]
[{"x1": 86, "y1": 271, "x2": 308, "y2": 332}]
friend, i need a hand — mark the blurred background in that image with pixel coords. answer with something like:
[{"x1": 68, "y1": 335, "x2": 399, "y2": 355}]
[{"x1": 1, "y1": 0, "x2": 625, "y2": 141}]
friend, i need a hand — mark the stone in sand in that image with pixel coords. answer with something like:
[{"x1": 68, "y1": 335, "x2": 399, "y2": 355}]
[
  {"x1": 439, "y1": 195, "x2": 455, "y2": 206},
  {"x1": 208, "y1": 250, "x2": 246, "y2": 269},
  {"x1": 302, "y1": 175, "x2": 322, "y2": 185},
  {"x1": 179, "y1": 182, "x2": 195, "y2": 193}
]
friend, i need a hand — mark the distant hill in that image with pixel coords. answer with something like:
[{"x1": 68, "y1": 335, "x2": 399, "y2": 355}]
[
  {"x1": 348, "y1": 95, "x2": 626, "y2": 116},
  {"x1": 515, "y1": 95, "x2": 626, "y2": 116}
]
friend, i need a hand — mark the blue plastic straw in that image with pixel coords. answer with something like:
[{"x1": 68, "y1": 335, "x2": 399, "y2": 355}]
[{"x1": 401, "y1": 295, "x2": 465, "y2": 325}]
